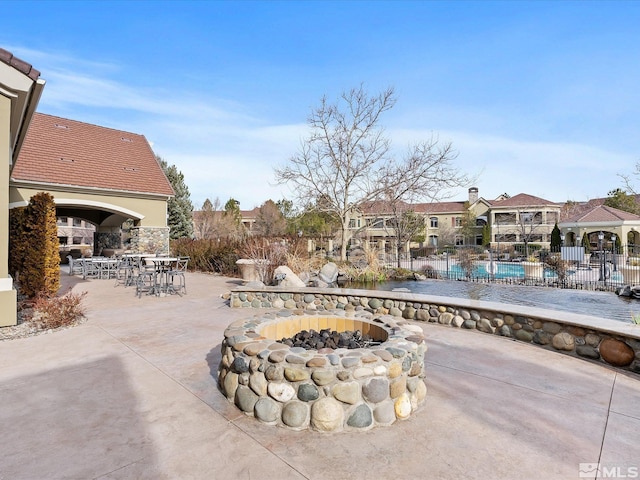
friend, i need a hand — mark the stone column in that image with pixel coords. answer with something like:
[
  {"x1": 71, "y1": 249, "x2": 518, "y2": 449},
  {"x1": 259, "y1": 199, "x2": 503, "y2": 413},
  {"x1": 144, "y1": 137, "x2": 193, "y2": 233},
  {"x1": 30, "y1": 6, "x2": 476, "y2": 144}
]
[{"x1": 128, "y1": 226, "x2": 170, "y2": 254}]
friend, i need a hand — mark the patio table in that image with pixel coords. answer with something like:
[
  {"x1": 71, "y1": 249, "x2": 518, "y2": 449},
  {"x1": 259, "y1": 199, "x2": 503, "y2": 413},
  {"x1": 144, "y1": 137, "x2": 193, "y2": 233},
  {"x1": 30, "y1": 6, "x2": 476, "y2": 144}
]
[{"x1": 144, "y1": 257, "x2": 178, "y2": 296}]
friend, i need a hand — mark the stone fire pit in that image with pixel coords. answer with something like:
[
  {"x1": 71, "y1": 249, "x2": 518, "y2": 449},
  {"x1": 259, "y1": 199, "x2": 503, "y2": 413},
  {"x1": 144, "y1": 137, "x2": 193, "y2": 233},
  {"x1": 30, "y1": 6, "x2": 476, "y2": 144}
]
[{"x1": 218, "y1": 311, "x2": 427, "y2": 432}]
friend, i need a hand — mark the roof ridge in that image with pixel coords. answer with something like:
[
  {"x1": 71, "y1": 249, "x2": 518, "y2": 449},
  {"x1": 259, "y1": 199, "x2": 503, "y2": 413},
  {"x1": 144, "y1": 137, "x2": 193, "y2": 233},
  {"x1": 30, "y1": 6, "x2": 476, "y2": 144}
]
[{"x1": 34, "y1": 112, "x2": 146, "y2": 138}]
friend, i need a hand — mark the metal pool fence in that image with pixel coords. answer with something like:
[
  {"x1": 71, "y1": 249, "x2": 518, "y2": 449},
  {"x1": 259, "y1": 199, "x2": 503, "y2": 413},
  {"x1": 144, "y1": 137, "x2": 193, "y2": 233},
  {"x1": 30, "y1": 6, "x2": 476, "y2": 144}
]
[{"x1": 376, "y1": 246, "x2": 640, "y2": 293}]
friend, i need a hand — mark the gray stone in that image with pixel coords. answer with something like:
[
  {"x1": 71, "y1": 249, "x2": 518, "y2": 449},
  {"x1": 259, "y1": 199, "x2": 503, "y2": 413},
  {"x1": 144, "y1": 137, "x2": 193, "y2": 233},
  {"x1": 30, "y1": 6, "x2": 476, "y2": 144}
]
[
  {"x1": 543, "y1": 322, "x2": 562, "y2": 334},
  {"x1": 576, "y1": 345, "x2": 600, "y2": 360},
  {"x1": 319, "y1": 262, "x2": 339, "y2": 284},
  {"x1": 533, "y1": 331, "x2": 551, "y2": 345},
  {"x1": 297, "y1": 383, "x2": 320, "y2": 402},
  {"x1": 341, "y1": 357, "x2": 360, "y2": 368},
  {"x1": 235, "y1": 385, "x2": 259, "y2": 413},
  {"x1": 515, "y1": 329, "x2": 533, "y2": 342},
  {"x1": 462, "y1": 319, "x2": 476, "y2": 329},
  {"x1": 222, "y1": 371, "x2": 239, "y2": 399},
  {"x1": 368, "y1": 298, "x2": 383, "y2": 310},
  {"x1": 347, "y1": 404, "x2": 373, "y2": 428},
  {"x1": 311, "y1": 370, "x2": 335, "y2": 386},
  {"x1": 254, "y1": 397, "x2": 281, "y2": 423},
  {"x1": 373, "y1": 400, "x2": 396, "y2": 424},
  {"x1": 389, "y1": 307, "x2": 402, "y2": 317},
  {"x1": 362, "y1": 377, "x2": 389, "y2": 403},
  {"x1": 274, "y1": 265, "x2": 307, "y2": 288},
  {"x1": 230, "y1": 356, "x2": 249, "y2": 374},
  {"x1": 282, "y1": 401, "x2": 309, "y2": 428},
  {"x1": 264, "y1": 364, "x2": 284, "y2": 381}
]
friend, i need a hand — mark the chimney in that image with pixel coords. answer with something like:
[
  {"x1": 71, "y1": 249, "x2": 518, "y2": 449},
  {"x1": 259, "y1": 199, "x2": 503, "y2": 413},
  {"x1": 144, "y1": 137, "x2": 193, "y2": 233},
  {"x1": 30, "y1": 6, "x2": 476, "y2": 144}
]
[{"x1": 468, "y1": 187, "x2": 478, "y2": 204}]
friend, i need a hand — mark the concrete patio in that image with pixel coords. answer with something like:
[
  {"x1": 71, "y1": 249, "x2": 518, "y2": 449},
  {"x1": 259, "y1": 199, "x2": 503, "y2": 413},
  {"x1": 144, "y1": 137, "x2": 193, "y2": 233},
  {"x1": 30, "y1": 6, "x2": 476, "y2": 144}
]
[{"x1": 0, "y1": 271, "x2": 638, "y2": 479}]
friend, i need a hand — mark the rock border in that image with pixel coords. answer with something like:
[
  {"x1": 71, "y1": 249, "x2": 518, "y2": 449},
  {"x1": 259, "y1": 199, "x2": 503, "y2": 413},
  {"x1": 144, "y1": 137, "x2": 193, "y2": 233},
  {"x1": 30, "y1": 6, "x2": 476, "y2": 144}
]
[
  {"x1": 218, "y1": 310, "x2": 427, "y2": 432},
  {"x1": 229, "y1": 286, "x2": 640, "y2": 375}
]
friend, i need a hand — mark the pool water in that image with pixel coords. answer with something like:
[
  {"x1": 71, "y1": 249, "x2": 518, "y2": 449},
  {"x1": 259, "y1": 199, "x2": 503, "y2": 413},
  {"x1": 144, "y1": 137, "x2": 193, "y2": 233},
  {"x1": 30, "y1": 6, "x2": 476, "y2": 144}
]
[{"x1": 359, "y1": 279, "x2": 637, "y2": 323}]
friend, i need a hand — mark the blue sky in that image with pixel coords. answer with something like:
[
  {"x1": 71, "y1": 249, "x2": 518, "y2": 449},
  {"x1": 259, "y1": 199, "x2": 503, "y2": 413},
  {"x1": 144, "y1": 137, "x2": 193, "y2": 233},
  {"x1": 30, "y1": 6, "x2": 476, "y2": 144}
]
[{"x1": 3, "y1": 1, "x2": 640, "y2": 210}]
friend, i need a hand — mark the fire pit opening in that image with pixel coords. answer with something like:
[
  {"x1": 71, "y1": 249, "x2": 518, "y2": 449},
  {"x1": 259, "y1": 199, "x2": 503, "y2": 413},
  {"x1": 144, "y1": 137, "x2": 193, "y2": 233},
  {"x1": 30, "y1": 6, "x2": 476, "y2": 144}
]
[
  {"x1": 263, "y1": 317, "x2": 389, "y2": 350},
  {"x1": 218, "y1": 313, "x2": 427, "y2": 432}
]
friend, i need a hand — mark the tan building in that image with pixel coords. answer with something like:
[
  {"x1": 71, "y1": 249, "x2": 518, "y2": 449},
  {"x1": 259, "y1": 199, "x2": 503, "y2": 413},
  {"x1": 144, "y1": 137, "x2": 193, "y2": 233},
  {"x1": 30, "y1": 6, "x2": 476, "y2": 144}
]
[
  {"x1": 10, "y1": 113, "x2": 174, "y2": 257},
  {"x1": 1, "y1": 48, "x2": 173, "y2": 326},
  {"x1": 344, "y1": 189, "x2": 562, "y2": 255},
  {"x1": 1, "y1": 49, "x2": 44, "y2": 326}
]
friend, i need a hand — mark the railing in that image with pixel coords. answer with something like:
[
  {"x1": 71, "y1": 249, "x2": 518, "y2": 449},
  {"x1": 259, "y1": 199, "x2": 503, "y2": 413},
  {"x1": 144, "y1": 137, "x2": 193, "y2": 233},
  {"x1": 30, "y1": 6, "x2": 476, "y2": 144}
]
[{"x1": 378, "y1": 245, "x2": 640, "y2": 292}]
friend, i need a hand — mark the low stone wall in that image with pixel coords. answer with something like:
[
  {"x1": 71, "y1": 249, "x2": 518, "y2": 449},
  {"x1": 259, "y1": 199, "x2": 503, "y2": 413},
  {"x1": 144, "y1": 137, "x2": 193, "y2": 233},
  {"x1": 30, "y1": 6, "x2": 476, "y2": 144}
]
[
  {"x1": 218, "y1": 313, "x2": 427, "y2": 432},
  {"x1": 230, "y1": 287, "x2": 640, "y2": 375}
]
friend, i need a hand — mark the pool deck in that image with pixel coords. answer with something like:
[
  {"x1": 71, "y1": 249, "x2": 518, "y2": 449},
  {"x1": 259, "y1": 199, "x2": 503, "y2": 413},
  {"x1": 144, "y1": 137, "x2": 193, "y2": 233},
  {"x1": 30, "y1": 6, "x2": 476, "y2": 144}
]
[{"x1": 0, "y1": 271, "x2": 638, "y2": 479}]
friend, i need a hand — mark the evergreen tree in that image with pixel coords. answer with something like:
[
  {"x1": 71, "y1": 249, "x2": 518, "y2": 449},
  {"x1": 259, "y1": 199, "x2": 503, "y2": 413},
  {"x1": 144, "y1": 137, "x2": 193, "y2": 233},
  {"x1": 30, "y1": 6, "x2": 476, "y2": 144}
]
[
  {"x1": 604, "y1": 188, "x2": 639, "y2": 214},
  {"x1": 158, "y1": 156, "x2": 193, "y2": 239},
  {"x1": 581, "y1": 232, "x2": 591, "y2": 253},
  {"x1": 550, "y1": 223, "x2": 562, "y2": 251}
]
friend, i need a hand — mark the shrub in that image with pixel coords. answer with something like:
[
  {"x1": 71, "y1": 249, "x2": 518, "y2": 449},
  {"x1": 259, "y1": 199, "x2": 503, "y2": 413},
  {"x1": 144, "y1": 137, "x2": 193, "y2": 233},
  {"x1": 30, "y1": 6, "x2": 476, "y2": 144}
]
[
  {"x1": 171, "y1": 237, "x2": 242, "y2": 276},
  {"x1": 10, "y1": 192, "x2": 60, "y2": 298},
  {"x1": 421, "y1": 264, "x2": 440, "y2": 279},
  {"x1": 32, "y1": 290, "x2": 87, "y2": 330},
  {"x1": 240, "y1": 237, "x2": 289, "y2": 285}
]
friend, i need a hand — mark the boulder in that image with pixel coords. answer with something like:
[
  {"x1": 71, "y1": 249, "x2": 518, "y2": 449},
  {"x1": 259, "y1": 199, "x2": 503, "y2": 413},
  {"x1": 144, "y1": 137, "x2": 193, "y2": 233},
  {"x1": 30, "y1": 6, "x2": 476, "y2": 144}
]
[
  {"x1": 274, "y1": 266, "x2": 306, "y2": 288},
  {"x1": 319, "y1": 262, "x2": 339, "y2": 285}
]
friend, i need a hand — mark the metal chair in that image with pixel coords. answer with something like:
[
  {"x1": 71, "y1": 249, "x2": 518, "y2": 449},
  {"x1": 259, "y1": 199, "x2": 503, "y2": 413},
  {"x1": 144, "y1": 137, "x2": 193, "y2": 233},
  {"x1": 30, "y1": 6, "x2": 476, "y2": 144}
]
[
  {"x1": 67, "y1": 255, "x2": 84, "y2": 276},
  {"x1": 136, "y1": 259, "x2": 157, "y2": 298},
  {"x1": 167, "y1": 256, "x2": 189, "y2": 295}
]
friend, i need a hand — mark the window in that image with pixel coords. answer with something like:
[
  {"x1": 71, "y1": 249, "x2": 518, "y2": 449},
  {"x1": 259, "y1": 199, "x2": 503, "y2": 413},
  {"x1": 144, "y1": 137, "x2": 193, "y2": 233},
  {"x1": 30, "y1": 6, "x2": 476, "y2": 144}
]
[
  {"x1": 57, "y1": 216, "x2": 68, "y2": 226},
  {"x1": 430, "y1": 217, "x2": 438, "y2": 228},
  {"x1": 73, "y1": 218, "x2": 82, "y2": 227},
  {"x1": 454, "y1": 217, "x2": 462, "y2": 227},
  {"x1": 368, "y1": 218, "x2": 384, "y2": 228},
  {"x1": 428, "y1": 235, "x2": 438, "y2": 247},
  {"x1": 72, "y1": 237, "x2": 82, "y2": 245},
  {"x1": 455, "y1": 236, "x2": 464, "y2": 245}
]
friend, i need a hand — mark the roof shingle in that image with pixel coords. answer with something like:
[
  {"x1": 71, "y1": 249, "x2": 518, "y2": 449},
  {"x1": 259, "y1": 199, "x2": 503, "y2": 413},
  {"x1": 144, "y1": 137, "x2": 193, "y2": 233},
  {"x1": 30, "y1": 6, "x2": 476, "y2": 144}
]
[{"x1": 11, "y1": 113, "x2": 174, "y2": 197}]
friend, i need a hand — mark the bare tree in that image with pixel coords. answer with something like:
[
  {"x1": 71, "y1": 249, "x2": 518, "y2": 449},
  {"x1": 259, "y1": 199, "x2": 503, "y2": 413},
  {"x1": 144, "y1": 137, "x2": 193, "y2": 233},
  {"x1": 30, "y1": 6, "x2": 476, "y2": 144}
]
[
  {"x1": 194, "y1": 197, "x2": 219, "y2": 239},
  {"x1": 275, "y1": 85, "x2": 468, "y2": 260},
  {"x1": 512, "y1": 209, "x2": 544, "y2": 258}
]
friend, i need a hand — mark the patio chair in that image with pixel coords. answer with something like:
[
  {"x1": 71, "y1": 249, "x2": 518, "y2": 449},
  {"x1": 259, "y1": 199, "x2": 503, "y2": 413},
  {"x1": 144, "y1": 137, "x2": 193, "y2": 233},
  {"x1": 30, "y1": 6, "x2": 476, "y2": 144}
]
[
  {"x1": 67, "y1": 255, "x2": 84, "y2": 276},
  {"x1": 82, "y1": 259, "x2": 100, "y2": 279},
  {"x1": 167, "y1": 256, "x2": 189, "y2": 295},
  {"x1": 136, "y1": 260, "x2": 157, "y2": 298},
  {"x1": 115, "y1": 256, "x2": 138, "y2": 287}
]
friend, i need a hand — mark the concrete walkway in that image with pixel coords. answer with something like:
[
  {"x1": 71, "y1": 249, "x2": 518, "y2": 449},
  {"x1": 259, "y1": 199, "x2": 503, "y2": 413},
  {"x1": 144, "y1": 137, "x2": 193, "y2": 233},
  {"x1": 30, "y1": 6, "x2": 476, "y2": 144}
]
[{"x1": 0, "y1": 271, "x2": 638, "y2": 480}]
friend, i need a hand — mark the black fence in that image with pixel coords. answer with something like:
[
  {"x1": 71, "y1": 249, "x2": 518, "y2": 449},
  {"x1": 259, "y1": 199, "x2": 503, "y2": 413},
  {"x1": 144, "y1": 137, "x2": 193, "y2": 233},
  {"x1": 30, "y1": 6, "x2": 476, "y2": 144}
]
[{"x1": 377, "y1": 245, "x2": 640, "y2": 292}]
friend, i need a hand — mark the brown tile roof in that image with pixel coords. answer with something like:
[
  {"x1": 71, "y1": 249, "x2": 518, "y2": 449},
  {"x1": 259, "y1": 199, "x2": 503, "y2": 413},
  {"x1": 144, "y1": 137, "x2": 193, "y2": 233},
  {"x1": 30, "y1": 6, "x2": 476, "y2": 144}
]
[
  {"x1": 413, "y1": 201, "x2": 466, "y2": 214},
  {"x1": 563, "y1": 204, "x2": 640, "y2": 223},
  {"x1": 0, "y1": 48, "x2": 40, "y2": 80},
  {"x1": 491, "y1": 193, "x2": 559, "y2": 208},
  {"x1": 12, "y1": 113, "x2": 174, "y2": 197}
]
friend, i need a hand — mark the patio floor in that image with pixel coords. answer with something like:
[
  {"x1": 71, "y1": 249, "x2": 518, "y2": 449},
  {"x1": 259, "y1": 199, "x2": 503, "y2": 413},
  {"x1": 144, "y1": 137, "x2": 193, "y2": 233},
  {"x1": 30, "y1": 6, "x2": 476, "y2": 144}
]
[{"x1": 0, "y1": 271, "x2": 638, "y2": 479}]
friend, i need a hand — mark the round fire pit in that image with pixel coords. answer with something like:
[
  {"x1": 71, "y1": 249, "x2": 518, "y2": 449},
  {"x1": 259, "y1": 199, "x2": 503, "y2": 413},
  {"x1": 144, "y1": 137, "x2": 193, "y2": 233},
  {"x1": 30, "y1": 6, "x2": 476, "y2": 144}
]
[{"x1": 218, "y1": 311, "x2": 427, "y2": 432}]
